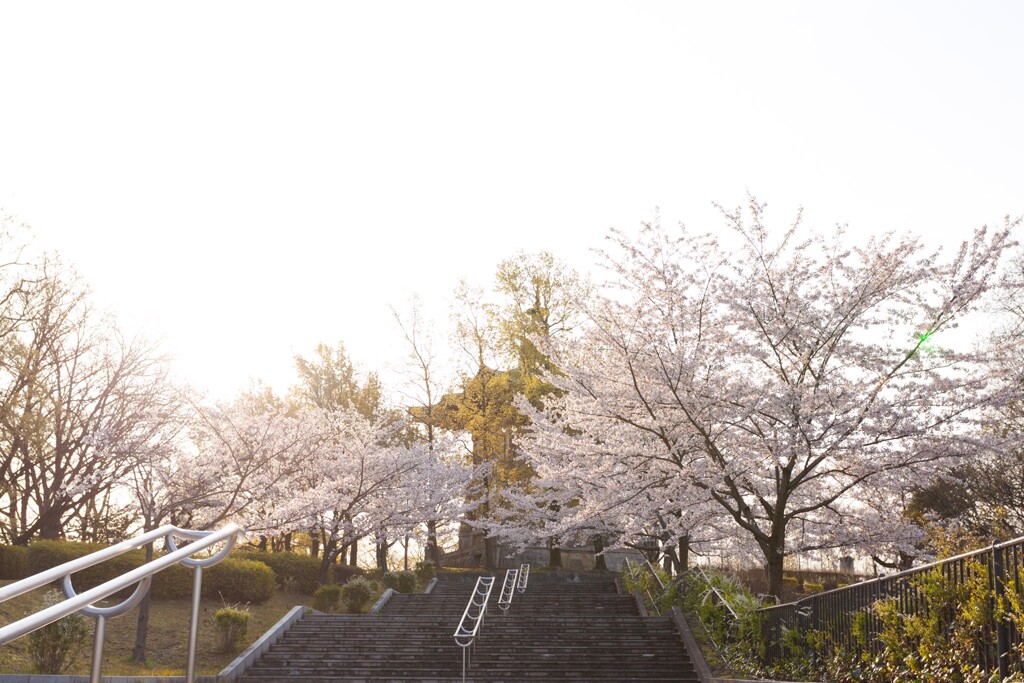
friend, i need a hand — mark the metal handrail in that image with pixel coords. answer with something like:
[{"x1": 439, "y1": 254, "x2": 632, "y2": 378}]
[
  {"x1": 498, "y1": 568, "x2": 519, "y2": 612},
  {"x1": 453, "y1": 575, "x2": 495, "y2": 683},
  {"x1": 625, "y1": 558, "x2": 664, "y2": 614},
  {"x1": 0, "y1": 523, "x2": 243, "y2": 683},
  {"x1": 644, "y1": 557, "x2": 666, "y2": 591},
  {"x1": 695, "y1": 565, "x2": 739, "y2": 621},
  {"x1": 517, "y1": 563, "x2": 530, "y2": 593}
]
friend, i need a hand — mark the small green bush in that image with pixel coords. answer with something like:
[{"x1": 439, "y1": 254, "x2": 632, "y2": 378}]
[
  {"x1": 313, "y1": 584, "x2": 343, "y2": 613},
  {"x1": 213, "y1": 606, "x2": 250, "y2": 653},
  {"x1": 415, "y1": 561, "x2": 436, "y2": 583},
  {"x1": 339, "y1": 576, "x2": 375, "y2": 613},
  {"x1": 240, "y1": 551, "x2": 320, "y2": 594},
  {"x1": 382, "y1": 570, "x2": 418, "y2": 593},
  {"x1": 203, "y1": 558, "x2": 276, "y2": 604},
  {"x1": 0, "y1": 544, "x2": 29, "y2": 579},
  {"x1": 149, "y1": 563, "x2": 194, "y2": 600},
  {"x1": 28, "y1": 590, "x2": 88, "y2": 674}
]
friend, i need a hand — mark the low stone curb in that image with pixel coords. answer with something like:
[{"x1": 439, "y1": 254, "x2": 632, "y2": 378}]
[{"x1": 218, "y1": 604, "x2": 309, "y2": 683}]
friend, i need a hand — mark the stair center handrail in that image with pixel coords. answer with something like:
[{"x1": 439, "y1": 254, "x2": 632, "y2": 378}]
[
  {"x1": 497, "y1": 568, "x2": 519, "y2": 612},
  {"x1": 453, "y1": 575, "x2": 495, "y2": 683},
  {"x1": 517, "y1": 562, "x2": 530, "y2": 593},
  {"x1": 0, "y1": 523, "x2": 243, "y2": 683}
]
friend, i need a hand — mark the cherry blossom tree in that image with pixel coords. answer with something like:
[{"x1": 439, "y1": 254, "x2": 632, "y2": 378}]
[{"x1": 519, "y1": 198, "x2": 1020, "y2": 595}]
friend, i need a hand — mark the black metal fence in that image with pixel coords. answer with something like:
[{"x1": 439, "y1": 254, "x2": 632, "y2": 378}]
[{"x1": 758, "y1": 537, "x2": 1024, "y2": 677}]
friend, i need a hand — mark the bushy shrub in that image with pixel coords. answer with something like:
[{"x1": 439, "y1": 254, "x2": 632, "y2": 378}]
[
  {"x1": 203, "y1": 558, "x2": 276, "y2": 604},
  {"x1": 382, "y1": 570, "x2": 418, "y2": 593},
  {"x1": 313, "y1": 584, "x2": 343, "y2": 613},
  {"x1": 27, "y1": 540, "x2": 142, "y2": 596},
  {"x1": 415, "y1": 561, "x2": 436, "y2": 583},
  {"x1": 149, "y1": 563, "x2": 194, "y2": 600},
  {"x1": 22, "y1": 539, "x2": 280, "y2": 603},
  {"x1": 0, "y1": 544, "x2": 29, "y2": 579},
  {"x1": 213, "y1": 606, "x2": 250, "y2": 653},
  {"x1": 339, "y1": 576, "x2": 375, "y2": 613},
  {"x1": 240, "y1": 551, "x2": 320, "y2": 594},
  {"x1": 28, "y1": 590, "x2": 88, "y2": 674},
  {"x1": 332, "y1": 564, "x2": 364, "y2": 585}
]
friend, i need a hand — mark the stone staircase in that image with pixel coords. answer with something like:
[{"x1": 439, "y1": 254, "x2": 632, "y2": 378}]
[{"x1": 236, "y1": 571, "x2": 701, "y2": 682}]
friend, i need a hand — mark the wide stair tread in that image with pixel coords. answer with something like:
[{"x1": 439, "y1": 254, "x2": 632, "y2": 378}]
[{"x1": 238, "y1": 572, "x2": 698, "y2": 682}]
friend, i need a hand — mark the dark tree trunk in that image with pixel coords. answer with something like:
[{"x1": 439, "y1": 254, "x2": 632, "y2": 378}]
[
  {"x1": 284, "y1": 532, "x2": 292, "y2": 552},
  {"x1": 257, "y1": 536, "x2": 268, "y2": 552},
  {"x1": 350, "y1": 538, "x2": 358, "y2": 566},
  {"x1": 549, "y1": 537, "x2": 562, "y2": 568},
  {"x1": 765, "y1": 539, "x2": 786, "y2": 599},
  {"x1": 318, "y1": 537, "x2": 338, "y2": 585},
  {"x1": 132, "y1": 541, "x2": 155, "y2": 663},
  {"x1": 310, "y1": 528, "x2": 320, "y2": 558},
  {"x1": 484, "y1": 535, "x2": 498, "y2": 570},
  {"x1": 425, "y1": 519, "x2": 442, "y2": 567},
  {"x1": 678, "y1": 534, "x2": 690, "y2": 572},
  {"x1": 376, "y1": 539, "x2": 389, "y2": 572},
  {"x1": 593, "y1": 535, "x2": 607, "y2": 571}
]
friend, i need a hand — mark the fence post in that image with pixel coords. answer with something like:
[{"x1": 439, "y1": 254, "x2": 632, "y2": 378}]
[{"x1": 993, "y1": 542, "x2": 1010, "y2": 679}]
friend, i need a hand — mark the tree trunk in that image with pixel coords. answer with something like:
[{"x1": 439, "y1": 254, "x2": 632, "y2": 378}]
[
  {"x1": 678, "y1": 534, "x2": 690, "y2": 572},
  {"x1": 350, "y1": 539, "x2": 358, "y2": 566},
  {"x1": 484, "y1": 535, "x2": 498, "y2": 570},
  {"x1": 132, "y1": 541, "x2": 155, "y2": 663},
  {"x1": 548, "y1": 537, "x2": 562, "y2": 568},
  {"x1": 310, "y1": 528, "x2": 320, "y2": 558},
  {"x1": 765, "y1": 540, "x2": 786, "y2": 599},
  {"x1": 376, "y1": 539, "x2": 389, "y2": 572},
  {"x1": 593, "y1": 535, "x2": 607, "y2": 571},
  {"x1": 284, "y1": 532, "x2": 292, "y2": 552},
  {"x1": 425, "y1": 519, "x2": 442, "y2": 567},
  {"x1": 318, "y1": 537, "x2": 338, "y2": 585}
]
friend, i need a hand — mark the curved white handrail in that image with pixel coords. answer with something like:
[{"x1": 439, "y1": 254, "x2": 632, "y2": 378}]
[
  {"x1": 0, "y1": 523, "x2": 243, "y2": 683},
  {"x1": 498, "y1": 568, "x2": 519, "y2": 612},
  {"x1": 453, "y1": 575, "x2": 495, "y2": 683},
  {"x1": 517, "y1": 563, "x2": 530, "y2": 593}
]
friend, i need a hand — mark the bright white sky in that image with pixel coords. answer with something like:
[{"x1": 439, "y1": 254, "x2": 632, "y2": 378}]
[{"x1": 1, "y1": 1, "x2": 1022, "y2": 402}]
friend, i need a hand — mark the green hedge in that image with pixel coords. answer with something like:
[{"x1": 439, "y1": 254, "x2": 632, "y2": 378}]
[
  {"x1": 239, "y1": 551, "x2": 320, "y2": 594},
  {"x1": 0, "y1": 545, "x2": 29, "y2": 580},
  {"x1": 333, "y1": 564, "x2": 364, "y2": 585},
  {"x1": 202, "y1": 558, "x2": 276, "y2": 603},
  {"x1": 382, "y1": 570, "x2": 418, "y2": 593},
  {"x1": 23, "y1": 540, "x2": 276, "y2": 603}
]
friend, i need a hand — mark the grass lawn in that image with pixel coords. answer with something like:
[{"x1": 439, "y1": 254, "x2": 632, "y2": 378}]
[{"x1": 0, "y1": 580, "x2": 309, "y2": 676}]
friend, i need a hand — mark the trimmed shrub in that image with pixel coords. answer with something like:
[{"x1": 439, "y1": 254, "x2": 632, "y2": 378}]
[
  {"x1": 339, "y1": 576, "x2": 375, "y2": 613},
  {"x1": 28, "y1": 589, "x2": 88, "y2": 674},
  {"x1": 382, "y1": 570, "x2": 418, "y2": 593},
  {"x1": 149, "y1": 563, "x2": 194, "y2": 600},
  {"x1": 312, "y1": 584, "x2": 343, "y2": 613},
  {"x1": 22, "y1": 539, "x2": 276, "y2": 603},
  {"x1": 213, "y1": 606, "x2": 250, "y2": 653},
  {"x1": 332, "y1": 564, "x2": 364, "y2": 585},
  {"x1": 203, "y1": 558, "x2": 276, "y2": 604},
  {"x1": 27, "y1": 540, "x2": 141, "y2": 595},
  {"x1": 0, "y1": 544, "x2": 29, "y2": 579},
  {"x1": 414, "y1": 561, "x2": 436, "y2": 584},
  {"x1": 240, "y1": 551, "x2": 320, "y2": 594}
]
